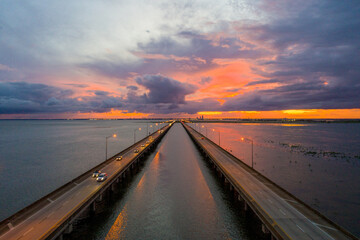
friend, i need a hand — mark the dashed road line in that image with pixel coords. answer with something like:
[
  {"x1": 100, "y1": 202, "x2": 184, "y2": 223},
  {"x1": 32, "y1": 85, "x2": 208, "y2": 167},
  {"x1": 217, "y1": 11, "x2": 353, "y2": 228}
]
[
  {"x1": 47, "y1": 198, "x2": 54, "y2": 203},
  {"x1": 297, "y1": 224, "x2": 305, "y2": 232},
  {"x1": 279, "y1": 209, "x2": 286, "y2": 216},
  {"x1": 22, "y1": 227, "x2": 34, "y2": 237}
]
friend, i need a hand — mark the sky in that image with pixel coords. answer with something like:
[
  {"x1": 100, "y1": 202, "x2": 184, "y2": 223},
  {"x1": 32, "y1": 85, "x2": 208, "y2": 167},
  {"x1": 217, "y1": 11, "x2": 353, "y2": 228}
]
[{"x1": 0, "y1": 0, "x2": 359, "y2": 119}]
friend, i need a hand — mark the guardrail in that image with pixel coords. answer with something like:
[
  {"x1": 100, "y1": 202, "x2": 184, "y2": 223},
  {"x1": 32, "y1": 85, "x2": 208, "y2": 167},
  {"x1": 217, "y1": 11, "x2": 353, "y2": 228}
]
[
  {"x1": 0, "y1": 123, "x2": 172, "y2": 238},
  {"x1": 44, "y1": 124, "x2": 172, "y2": 239},
  {"x1": 182, "y1": 122, "x2": 358, "y2": 240}
]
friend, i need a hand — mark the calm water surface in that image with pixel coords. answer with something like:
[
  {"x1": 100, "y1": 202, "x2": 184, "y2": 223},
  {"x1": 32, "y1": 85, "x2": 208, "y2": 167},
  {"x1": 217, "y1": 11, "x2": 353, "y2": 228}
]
[
  {"x1": 0, "y1": 120, "x2": 158, "y2": 220},
  {"x1": 190, "y1": 122, "x2": 360, "y2": 237},
  {"x1": 0, "y1": 120, "x2": 359, "y2": 237},
  {"x1": 75, "y1": 123, "x2": 253, "y2": 239}
]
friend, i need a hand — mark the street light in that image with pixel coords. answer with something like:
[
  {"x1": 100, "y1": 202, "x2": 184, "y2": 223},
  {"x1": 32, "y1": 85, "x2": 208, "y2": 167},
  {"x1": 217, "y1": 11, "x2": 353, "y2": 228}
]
[
  {"x1": 212, "y1": 129, "x2": 221, "y2": 145},
  {"x1": 134, "y1": 128, "x2": 141, "y2": 143},
  {"x1": 106, "y1": 133, "x2": 117, "y2": 160},
  {"x1": 202, "y1": 125, "x2": 208, "y2": 137},
  {"x1": 241, "y1": 137, "x2": 254, "y2": 169}
]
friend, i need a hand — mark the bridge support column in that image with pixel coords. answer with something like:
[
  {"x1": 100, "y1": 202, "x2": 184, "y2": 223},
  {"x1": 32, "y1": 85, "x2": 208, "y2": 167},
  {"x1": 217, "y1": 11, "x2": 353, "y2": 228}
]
[
  {"x1": 64, "y1": 223, "x2": 73, "y2": 234},
  {"x1": 97, "y1": 193, "x2": 103, "y2": 202},
  {"x1": 262, "y1": 224, "x2": 270, "y2": 234}
]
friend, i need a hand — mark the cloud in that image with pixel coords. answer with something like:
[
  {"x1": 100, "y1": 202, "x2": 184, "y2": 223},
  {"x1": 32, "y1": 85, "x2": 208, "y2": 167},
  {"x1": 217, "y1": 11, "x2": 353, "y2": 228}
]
[
  {"x1": 135, "y1": 74, "x2": 197, "y2": 104},
  {"x1": 126, "y1": 85, "x2": 138, "y2": 91},
  {"x1": 0, "y1": 82, "x2": 123, "y2": 114}
]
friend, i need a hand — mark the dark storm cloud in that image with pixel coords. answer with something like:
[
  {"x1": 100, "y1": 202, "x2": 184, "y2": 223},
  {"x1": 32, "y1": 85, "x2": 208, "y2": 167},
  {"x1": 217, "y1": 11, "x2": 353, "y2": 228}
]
[
  {"x1": 80, "y1": 30, "x2": 269, "y2": 79},
  {"x1": 0, "y1": 75, "x2": 199, "y2": 115},
  {"x1": 134, "y1": 75, "x2": 197, "y2": 104},
  {"x1": 126, "y1": 85, "x2": 138, "y2": 91},
  {"x1": 225, "y1": 1, "x2": 360, "y2": 111},
  {"x1": 0, "y1": 82, "x2": 123, "y2": 114},
  {"x1": 139, "y1": 32, "x2": 269, "y2": 62}
]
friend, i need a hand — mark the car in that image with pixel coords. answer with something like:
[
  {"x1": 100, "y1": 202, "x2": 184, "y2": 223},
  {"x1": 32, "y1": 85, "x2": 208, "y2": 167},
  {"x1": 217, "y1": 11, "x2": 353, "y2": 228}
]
[
  {"x1": 201, "y1": 137, "x2": 205, "y2": 140},
  {"x1": 116, "y1": 156, "x2": 123, "y2": 161},
  {"x1": 141, "y1": 144, "x2": 145, "y2": 147},
  {"x1": 92, "y1": 170, "x2": 101, "y2": 178},
  {"x1": 134, "y1": 149, "x2": 139, "y2": 153},
  {"x1": 97, "y1": 173, "x2": 107, "y2": 182},
  {"x1": 146, "y1": 140, "x2": 150, "y2": 144}
]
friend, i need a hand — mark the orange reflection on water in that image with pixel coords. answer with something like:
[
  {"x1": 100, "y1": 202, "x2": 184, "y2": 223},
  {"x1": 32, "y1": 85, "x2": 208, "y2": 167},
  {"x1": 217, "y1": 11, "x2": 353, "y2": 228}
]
[{"x1": 105, "y1": 205, "x2": 128, "y2": 240}]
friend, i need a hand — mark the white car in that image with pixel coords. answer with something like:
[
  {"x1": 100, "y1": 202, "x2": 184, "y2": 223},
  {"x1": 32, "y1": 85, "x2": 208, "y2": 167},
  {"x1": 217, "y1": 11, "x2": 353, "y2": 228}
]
[{"x1": 97, "y1": 173, "x2": 108, "y2": 182}]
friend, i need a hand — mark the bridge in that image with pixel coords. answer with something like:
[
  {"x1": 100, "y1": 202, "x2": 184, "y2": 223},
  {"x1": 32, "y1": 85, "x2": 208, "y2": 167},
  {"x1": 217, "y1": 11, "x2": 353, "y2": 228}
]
[
  {"x1": 182, "y1": 122, "x2": 357, "y2": 240},
  {"x1": 0, "y1": 121, "x2": 357, "y2": 240},
  {"x1": 0, "y1": 122, "x2": 173, "y2": 240}
]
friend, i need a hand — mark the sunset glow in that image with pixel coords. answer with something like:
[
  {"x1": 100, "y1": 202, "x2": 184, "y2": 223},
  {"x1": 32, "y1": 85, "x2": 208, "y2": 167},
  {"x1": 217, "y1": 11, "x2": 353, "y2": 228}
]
[{"x1": 0, "y1": 1, "x2": 359, "y2": 119}]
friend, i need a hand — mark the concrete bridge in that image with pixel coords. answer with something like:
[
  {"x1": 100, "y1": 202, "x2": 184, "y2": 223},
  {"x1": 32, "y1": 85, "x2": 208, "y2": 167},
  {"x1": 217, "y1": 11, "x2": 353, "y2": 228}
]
[
  {"x1": 0, "y1": 121, "x2": 357, "y2": 240},
  {"x1": 0, "y1": 122, "x2": 174, "y2": 240},
  {"x1": 182, "y1": 122, "x2": 357, "y2": 240}
]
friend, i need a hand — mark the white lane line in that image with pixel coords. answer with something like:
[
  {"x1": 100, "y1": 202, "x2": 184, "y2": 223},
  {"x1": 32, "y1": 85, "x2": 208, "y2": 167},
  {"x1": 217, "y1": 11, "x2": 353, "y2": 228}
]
[
  {"x1": 282, "y1": 198, "x2": 298, "y2": 204},
  {"x1": 279, "y1": 209, "x2": 286, "y2": 216},
  {"x1": 22, "y1": 227, "x2": 34, "y2": 236},
  {"x1": 47, "y1": 198, "x2": 54, "y2": 203},
  {"x1": 297, "y1": 224, "x2": 305, "y2": 232},
  {"x1": 74, "y1": 182, "x2": 79, "y2": 185}
]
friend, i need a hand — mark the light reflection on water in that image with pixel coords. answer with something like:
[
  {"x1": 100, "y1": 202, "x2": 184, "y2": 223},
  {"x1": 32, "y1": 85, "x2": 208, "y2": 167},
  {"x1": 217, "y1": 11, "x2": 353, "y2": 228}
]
[
  {"x1": 0, "y1": 120, "x2": 161, "y2": 221},
  {"x1": 81, "y1": 123, "x2": 253, "y2": 240},
  {"x1": 191, "y1": 122, "x2": 360, "y2": 237}
]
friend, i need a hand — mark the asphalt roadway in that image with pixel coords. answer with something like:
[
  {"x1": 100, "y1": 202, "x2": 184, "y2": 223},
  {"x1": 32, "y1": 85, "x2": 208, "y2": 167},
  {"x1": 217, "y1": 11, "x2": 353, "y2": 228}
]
[
  {"x1": 0, "y1": 125, "x2": 170, "y2": 240},
  {"x1": 183, "y1": 123, "x2": 353, "y2": 240}
]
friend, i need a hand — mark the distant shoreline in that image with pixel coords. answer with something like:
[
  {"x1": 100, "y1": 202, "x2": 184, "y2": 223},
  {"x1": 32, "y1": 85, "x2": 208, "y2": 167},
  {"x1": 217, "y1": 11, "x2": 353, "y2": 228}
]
[{"x1": 0, "y1": 119, "x2": 359, "y2": 123}]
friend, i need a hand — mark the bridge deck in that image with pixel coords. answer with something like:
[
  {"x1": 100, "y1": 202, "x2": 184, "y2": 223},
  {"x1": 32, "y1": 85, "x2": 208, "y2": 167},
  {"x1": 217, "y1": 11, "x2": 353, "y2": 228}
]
[
  {"x1": 183, "y1": 123, "x2": 356, "y2": 240},
  {"x1": 0, "y1": 123, "x2": 172, "y2": 240}
]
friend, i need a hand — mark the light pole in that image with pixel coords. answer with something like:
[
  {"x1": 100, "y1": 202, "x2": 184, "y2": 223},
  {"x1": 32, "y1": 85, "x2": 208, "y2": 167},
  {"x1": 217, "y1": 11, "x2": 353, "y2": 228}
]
[
  {"x1": 202, "y1": 125, "x2": 208, "y2": 137},
  {"x1": 106, "y1": 133, "x2": 117, "y2": 160},
  {"x1": 134, "y1": 128, "x2": 141, "y2": 143},
  {"x1": 241, "y1": 137, "x2": 254, "y2": 169},
  {"x1": 212, "y1": 129, "x2": 221, "y2": 145}
]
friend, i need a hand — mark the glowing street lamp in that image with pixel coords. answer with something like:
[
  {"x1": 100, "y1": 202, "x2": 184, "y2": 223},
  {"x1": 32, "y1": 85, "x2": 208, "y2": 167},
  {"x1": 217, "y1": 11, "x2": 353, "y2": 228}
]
[
  {"x1": 106, "y1": 133, "x2": 117, "y2": 160},
  {"x1": 134, "y1": 128, "x2": 141, "y2": 143},
  {"x1": 212, "y1": 129, "x2": 221, "y2": 145},
  {"x1": 202, "y1": 125, "x2": 208, "y2": 137},
  {"x1": 241, "y1": 137, "x2": 254, "y2": 169}
]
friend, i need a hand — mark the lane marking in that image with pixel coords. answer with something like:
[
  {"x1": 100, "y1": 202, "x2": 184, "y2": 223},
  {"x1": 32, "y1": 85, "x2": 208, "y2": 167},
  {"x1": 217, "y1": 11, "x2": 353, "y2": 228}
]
[
  {"x1": 282, "y1": 198, "x2": 298, "y2": 204},
  {"x1": 279, "y1": 209, "x2": 286, "y2": 216},
  {"x1": 268, "y1": 199, "x2": 273, "y2": 204},
  {"x1": 47, "y1": 212, "x2": 54, "y2": 218},
  {"x1": 39, "y1": 216, "x2": 47, "y2": 224},
  {"x1": 74, "y1": 182, "x2": 79, "y2": 186},
  {"x1": 22, "y1": 227, "x2": 34, "y2": 236},
  {"x1": 47, "y1": 198, "x2": 54, "y2": 203},
  {"x1": 297, "y1": 224, "x2": 305, "y2": 232}
]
